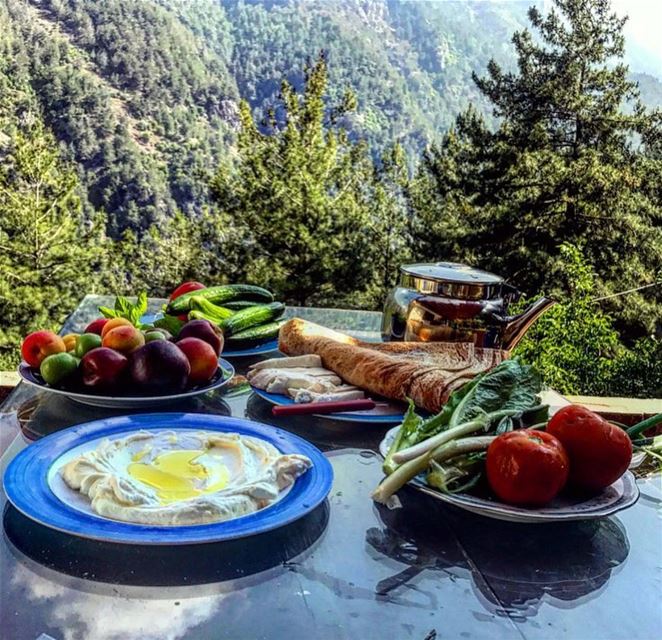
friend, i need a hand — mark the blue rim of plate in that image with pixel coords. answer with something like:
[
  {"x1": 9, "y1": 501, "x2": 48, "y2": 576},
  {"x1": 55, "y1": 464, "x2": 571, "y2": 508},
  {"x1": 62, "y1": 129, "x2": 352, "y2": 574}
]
[
  {"x1": 251, "y1": 387, "x2": 406, "y2": 424},
  {"x1": 223, "y1": 339, "x2": 280, "y2": 358},
  {"x1": 18, "y1": 359, "x2": 235, "y2": 404},
  {"x1": 3, "y1": 413, "x2": 333, "y2": 545},
  {"x1": 140, "y1": 312, "x2": 280, "y2": 358}
]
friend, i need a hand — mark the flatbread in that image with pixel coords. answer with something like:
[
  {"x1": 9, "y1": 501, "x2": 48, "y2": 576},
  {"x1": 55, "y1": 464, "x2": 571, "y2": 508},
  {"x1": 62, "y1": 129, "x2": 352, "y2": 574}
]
[{"x1": 278, "y1": 319, "x2": 507, "y2": 413}]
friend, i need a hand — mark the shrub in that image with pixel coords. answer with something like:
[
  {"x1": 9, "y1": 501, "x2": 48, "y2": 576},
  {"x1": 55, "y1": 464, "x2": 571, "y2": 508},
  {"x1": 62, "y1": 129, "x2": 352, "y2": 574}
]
[{"x1": 514, "y1": 244, "x2": 659, "y2": 398}]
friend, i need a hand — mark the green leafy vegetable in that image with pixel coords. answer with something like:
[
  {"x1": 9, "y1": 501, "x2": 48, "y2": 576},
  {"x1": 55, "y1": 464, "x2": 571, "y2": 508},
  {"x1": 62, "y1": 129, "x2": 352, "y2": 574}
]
[
  {"x1": 373, "y1": 435, "x2": 496, "y2": 504},
  {"x1": 449, "y1": 359, "x2": 542, "y2": 427},
  {"x1": 374, "y1": 359, "x2": 548, "y2": 503},
  {"x1": 153, "y1": 315, "x2": 185, "y2": 338},
  {"x1": 426, "y1": 453, "x2": 485, "y2": 494},
  {"x1": 387, "y1": 361, "x2": 547, "y2": 468},
  {"x1": 382, "y1": 399, "x2": 423, "y2": 475}
]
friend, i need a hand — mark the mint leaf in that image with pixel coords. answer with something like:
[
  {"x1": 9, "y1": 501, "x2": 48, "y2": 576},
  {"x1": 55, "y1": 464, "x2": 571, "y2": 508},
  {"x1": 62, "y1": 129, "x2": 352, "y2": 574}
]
[
  {"x1": 130, "y1": 291, "x2": 148, "y2": 325},
  {"x1": 101, "y1": 292, "x2": 150, "y2": 326},
  {"x1": 99, "y1": 305, "x2": 118, "y2": 319},
  {"x1": 114, "y1": 296, "x2": 133, "y2": 318}
]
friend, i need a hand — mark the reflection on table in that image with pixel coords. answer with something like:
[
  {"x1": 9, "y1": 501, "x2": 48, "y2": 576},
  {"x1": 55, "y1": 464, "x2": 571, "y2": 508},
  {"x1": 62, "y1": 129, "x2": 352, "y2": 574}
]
[{"x1": 0, "y1": 296, "x2": 660, "y2": 640}]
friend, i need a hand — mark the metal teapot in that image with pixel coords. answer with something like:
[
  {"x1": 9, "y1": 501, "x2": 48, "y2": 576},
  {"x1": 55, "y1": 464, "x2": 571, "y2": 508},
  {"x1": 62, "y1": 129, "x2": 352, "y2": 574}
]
[{"x1": 381, "y1": 262, "x2": 555, "y2": 350}]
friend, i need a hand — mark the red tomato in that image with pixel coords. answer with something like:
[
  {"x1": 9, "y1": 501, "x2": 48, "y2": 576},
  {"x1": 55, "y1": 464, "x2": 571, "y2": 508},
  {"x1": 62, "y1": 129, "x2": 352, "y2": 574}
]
[
  {"x1": 486, "y1": 430, "x2": 569, "y2": 506},
  {"x1": 547, "y1": 405, "x2": 632, "y2": 493},
  {"x1": 169, "y1": 281, "x2": 205, "y2": 301}
]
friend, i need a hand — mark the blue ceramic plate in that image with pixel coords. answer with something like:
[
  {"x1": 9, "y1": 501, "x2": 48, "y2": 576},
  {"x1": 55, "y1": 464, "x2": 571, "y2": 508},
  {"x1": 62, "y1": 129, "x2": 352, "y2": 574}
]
[
  {"x1": 140, "y1": 313, "x2": 280, "y2": 358},
  {"x1": 251, "y1": 387, "x2": 406, "y2": 424},
  {"x1": 18, "y1": 359, "x2": 235, "y2": 409},
  {"x1": 3, "y1": 413, "x2": 333, "y2": 544}
]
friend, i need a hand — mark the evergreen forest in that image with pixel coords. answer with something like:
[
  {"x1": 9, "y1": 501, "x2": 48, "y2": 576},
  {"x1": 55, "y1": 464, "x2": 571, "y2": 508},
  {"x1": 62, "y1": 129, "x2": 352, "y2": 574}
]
[{"x1": 1, "y1": 0, "x2": 660, "y2": 397}]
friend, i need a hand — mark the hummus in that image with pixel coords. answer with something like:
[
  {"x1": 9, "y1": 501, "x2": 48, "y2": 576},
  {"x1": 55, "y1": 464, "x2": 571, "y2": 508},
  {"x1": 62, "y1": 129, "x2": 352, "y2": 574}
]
[{"x1": 61, "y1": 430, "x2": 312, "y2": 526}]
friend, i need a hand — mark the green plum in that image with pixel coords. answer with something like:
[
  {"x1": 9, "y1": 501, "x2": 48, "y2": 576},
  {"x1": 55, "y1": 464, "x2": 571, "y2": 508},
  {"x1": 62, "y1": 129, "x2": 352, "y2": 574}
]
[
  {"x1": 40, "y1": 352, "x2": 79, "y2": 386},
  {"x1": 74, "y1": 333, "x2": 102, "y2": 358},
  {"x1": 144, "y1": 330, "x2": 168, "y2": 343}
]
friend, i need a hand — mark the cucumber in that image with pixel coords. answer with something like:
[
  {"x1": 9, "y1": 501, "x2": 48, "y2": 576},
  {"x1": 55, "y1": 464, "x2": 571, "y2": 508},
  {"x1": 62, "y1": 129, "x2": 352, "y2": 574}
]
[
  {"x1": 167, "y1": 284, "x2": 273, "y2": 314},
  {"x1": 228, "y1": 320, "x2": 285, "y2": 347},
  {"x1": 220, "y1": 302, "x2": 285, "y2": 337},
  {"x1": 223, "y1": 300, "x2": 260, "y2": 311},
  {"x1": 188, "y1": 296, "x2": 234, "y2": 323},
  {"x1": 188, "y1": 309, "x2": 219, "y2": 324}
]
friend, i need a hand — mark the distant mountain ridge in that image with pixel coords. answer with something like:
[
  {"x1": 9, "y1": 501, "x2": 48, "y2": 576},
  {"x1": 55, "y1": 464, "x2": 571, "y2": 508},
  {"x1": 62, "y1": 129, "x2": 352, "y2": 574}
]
[{"x1": 2, "y1": 0, "x2": 659, "y2": 235}]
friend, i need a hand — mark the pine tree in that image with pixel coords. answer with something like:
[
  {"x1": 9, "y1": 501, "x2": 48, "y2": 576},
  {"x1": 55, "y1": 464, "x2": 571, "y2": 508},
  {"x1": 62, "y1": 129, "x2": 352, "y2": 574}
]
[
  {"x1": 363, "y1": 143, "x2": 413, "y2": 307},
  {"x1": 104, "y1": 210, "x2": 242, "y2": 297},
  {"x1": 0, "y1": 115, "x2": 102, "y2": 367},
  {"x1": 210, "y1": 56, "x2": 382, "y2": 307},
  {"x1": 411, "y1": 0, "x2": 662, "y2": 338}
]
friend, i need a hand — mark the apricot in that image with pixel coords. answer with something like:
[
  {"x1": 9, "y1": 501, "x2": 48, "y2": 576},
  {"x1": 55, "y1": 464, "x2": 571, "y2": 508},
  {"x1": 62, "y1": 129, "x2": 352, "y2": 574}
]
[
  {"x1": 102, "y1": 325, "x2": 145, "y2": 354},
  {"x1": 62, "y1": 333, "x2": 79, "y2": 352},
  {"x1": 21, "y1": 331, "x2": 66, "y2": 367},
  {"x1": 100, "y1": 317, "x2": 133, "y2": 339},
  {"x1": 176, "y1": 337, "x2": 218, "y2": 384}
]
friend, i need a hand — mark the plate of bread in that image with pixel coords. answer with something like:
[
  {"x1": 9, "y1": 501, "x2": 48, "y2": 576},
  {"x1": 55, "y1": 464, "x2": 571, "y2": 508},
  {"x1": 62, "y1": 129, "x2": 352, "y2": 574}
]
[{"x1": 248, "y1": 318, "x2": 509, "y2": 423}]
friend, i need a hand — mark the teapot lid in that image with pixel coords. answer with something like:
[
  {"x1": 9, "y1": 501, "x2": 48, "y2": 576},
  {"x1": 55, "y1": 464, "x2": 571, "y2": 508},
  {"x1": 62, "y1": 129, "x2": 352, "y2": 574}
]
[
  {"x1": 398, "y1": 262, "x2": 508, "y2": 300},
  {"x1": 400, "y1": 262, "x2": 504, "y2": 285}
]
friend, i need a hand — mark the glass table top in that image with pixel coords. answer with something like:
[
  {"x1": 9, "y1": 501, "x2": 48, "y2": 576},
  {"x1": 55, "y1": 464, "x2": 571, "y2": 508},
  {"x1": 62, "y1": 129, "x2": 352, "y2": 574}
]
[{"x1": 1, "y1": 296, "x2": 660, "y2": 640}]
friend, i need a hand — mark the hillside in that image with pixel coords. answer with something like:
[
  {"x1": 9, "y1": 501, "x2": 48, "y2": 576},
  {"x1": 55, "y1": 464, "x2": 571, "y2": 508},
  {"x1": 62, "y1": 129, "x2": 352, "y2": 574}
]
[{"x1": 2, "y1": 0, "x2": 660, "y2": 236}]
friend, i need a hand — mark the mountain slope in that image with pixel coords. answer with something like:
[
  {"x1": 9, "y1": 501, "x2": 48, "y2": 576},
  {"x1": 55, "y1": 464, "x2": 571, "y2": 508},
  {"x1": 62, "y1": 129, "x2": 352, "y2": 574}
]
[
  {"x1": 3, "y1": 0, "x2": 659, "y2": 236},
  {"x1": 2, "y1": 0, "x2": 239, "y2": 234}
]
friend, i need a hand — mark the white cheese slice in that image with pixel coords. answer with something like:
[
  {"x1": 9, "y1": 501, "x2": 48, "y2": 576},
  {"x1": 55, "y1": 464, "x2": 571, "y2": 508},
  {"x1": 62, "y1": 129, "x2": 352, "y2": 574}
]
[
  {"x1": 247, "y1": 366, "x2": 336, "y2": 382},
  {"x1": 248, "y1": 369, "x2": 280, "y2": 390},
  {"x1": 292, "y1": 388, "x2": 366, "y2": 403},
  {"x1": 249, "y1": 355, "x2": 322, "y2": 371},
  {"x1": 266, "y1": 373, "x2": 341, "y2": 395}
]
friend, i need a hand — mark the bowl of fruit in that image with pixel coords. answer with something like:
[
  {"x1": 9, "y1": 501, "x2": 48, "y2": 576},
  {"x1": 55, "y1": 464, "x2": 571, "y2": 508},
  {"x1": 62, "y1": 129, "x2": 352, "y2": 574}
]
[{"x1": 18, "y1": 313, "x2": 235, "y2": 409}]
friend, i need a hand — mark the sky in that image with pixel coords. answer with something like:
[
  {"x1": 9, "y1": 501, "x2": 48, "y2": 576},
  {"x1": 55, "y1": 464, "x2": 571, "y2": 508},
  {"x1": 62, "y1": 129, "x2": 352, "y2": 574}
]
[
  {"x1": 611, "y1": 0, "x2": 662, "y2": 52},
  {"x1": 611, "y1": 0, "x2": 662, "y2": 76}
]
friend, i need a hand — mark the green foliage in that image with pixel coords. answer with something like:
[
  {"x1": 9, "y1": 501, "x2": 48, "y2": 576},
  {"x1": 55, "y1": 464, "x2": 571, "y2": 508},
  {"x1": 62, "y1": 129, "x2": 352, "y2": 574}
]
[
  {"x1": 514, "y1": 244, "x2": 660, "y2": 398},
  {"x1": 103, "y1": 210, "x2": 243, "y2": 297},
  {"x1": 0, "y1": 116, "x2": 102, "y2": 368},
  {"x1": 2, "y1": 0, "x2": 660, "y2": 239},
  {"x1": 2, "y1": 0, "x2": 238, "y2": 236},
  {"x1": 609, "y1": 338, "x2": 662, "y2": 398},
  {"x1": 361, "y1": 143, "x2": 413, "y2": 308},
  {"x1": 514, "y1": 244, "x2": 622, "y2": 394},
  {"x1": 411, "y1": 0, "x2": 662, "y2": 338}
]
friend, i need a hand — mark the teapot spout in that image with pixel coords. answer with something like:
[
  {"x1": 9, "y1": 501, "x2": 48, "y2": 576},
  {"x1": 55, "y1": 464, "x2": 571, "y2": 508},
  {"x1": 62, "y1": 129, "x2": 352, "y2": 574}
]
[{"x1": 502, "y1": 297, "x2": 556, "y2": 351}]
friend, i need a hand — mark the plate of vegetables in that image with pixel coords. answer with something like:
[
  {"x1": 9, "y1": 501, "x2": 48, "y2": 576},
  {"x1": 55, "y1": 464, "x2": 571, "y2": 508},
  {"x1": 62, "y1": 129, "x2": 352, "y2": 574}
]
[
  {"x1": 153, "y1": 282, "x2": 286, "y2": 357},
  {"x1": 373, "y1": 360, "x2": 639, "y2": 522}
]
